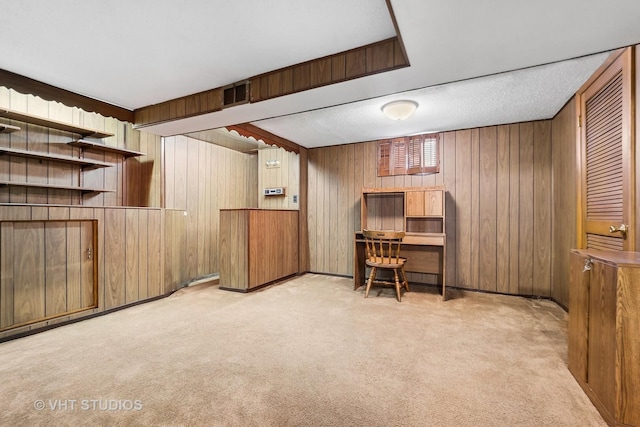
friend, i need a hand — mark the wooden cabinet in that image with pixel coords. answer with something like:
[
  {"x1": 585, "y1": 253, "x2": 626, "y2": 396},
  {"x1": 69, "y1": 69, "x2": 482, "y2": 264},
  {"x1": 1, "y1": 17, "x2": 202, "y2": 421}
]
[
  {"x1": 405, "y1": 189, "x2": 443, "y2": 217},
  {"x1": 568, "y1": 249, "x2": 640, "y2": 427},
  {"x1": 219, "y1": 209, "x2": 298, "y2": 292},
  {"x1": 0, "y1": 220, "x2": 98, "y2": 332}
]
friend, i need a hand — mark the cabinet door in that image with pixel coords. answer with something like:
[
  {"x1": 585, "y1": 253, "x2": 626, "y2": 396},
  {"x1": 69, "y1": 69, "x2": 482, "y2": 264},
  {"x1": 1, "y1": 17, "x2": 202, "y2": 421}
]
[
  {"x1": 424, "y1": 190, "x2": 443, "y2": 216},
  {"x1": 405, "y1": 191, "x2": 425, "y2": 216},
  {"x1": 587, "y1": 260, "x2": 617, "y2": 417},
  {"x1": 568, "y1": 252, "x2": 589, "y2": 383}
]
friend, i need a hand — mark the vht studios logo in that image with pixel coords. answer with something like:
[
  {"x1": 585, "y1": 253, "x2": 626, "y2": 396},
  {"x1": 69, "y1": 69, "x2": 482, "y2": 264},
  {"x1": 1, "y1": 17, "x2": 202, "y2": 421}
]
[{"x1": 34, "y1": 399, "x2": 143, "y2": 411}]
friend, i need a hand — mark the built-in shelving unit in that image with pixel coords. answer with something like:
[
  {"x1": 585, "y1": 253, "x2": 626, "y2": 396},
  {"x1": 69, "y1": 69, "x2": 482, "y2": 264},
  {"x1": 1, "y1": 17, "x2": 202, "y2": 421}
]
[
  {"x1": 68, "y1": 139, "x2": 144, "y2": 158},
  {"x1": 0, "y1": 108, "x2": 145, "y2": 198},
  {"x1": 0, "y1": 108, "x2": 113, "y2": 138},
  {"x1": 0, "y1": 180, "x2": 114, "y2": 195},
  {"x1": 0, "y1": 123, "x2": 20, "y2": 134},
  {"x1": 0, "y1": 146, "x2": 111, "y2": 170}
]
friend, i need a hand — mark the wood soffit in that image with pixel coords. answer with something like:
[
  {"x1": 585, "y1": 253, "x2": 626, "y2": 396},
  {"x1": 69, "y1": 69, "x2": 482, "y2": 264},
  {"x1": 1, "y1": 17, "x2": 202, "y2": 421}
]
[
  {"x1": 132, "y1": 36, "x2": 409, "y2": 129},
  {"x1": 226, "y1": 124, "x2": 302, "y2": 154}
]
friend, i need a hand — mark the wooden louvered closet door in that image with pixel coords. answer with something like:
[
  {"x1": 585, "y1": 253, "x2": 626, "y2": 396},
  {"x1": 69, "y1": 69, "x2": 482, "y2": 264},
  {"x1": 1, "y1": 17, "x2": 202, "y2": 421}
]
[{"x1": 578, "y1": 48, "x2": 635, "y2": 251}]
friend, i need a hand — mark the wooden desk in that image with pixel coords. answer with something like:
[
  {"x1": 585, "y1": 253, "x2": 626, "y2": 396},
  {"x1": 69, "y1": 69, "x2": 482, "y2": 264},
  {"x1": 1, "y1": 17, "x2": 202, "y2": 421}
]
[
  {"x1": 356, "y1": 186, "x2": 447, "y2": 300},
  {"x1": 354, "y1": 231, "x2": 447, "y2": 300}
]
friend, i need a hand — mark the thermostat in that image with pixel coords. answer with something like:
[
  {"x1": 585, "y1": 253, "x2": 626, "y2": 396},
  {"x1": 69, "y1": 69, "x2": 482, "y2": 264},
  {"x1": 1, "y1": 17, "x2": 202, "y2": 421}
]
[{"x1": 263, "y1": 187, "x2": 285, "y2": 196}]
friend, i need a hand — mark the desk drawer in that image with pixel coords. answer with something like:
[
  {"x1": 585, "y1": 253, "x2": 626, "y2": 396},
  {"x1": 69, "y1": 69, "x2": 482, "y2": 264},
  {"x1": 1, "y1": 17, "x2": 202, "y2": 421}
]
[{"x1": 403, "y1": 234, "x2": 445, "y2": 246}]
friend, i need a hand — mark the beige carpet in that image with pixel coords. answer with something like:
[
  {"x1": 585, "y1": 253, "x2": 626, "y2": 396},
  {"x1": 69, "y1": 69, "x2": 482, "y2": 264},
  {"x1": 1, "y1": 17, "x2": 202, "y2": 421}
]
[{"x1": 0, "y1": 274, "x2": 604, "y2": 427}]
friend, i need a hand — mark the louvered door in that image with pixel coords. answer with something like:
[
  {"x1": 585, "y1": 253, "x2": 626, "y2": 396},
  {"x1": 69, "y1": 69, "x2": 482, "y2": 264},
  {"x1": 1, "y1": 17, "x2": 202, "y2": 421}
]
[{"x1": 578, "y1": 48, "x2": 635, "y2": 251}]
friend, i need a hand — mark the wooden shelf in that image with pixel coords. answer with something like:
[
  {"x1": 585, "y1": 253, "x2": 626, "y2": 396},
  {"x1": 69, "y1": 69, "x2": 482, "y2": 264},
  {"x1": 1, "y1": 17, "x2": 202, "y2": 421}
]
[
  {"x1": 0, "y1": 180, "x2": 114, "y2": 195},
  {"x1": 68, "y1": 139, "x2": 144, "y2": 158},
  {"x1": 0, "y1": 108, "x2": 114, "y2": 138},
  {"x1": 0, "y1": 123, "x2": 20, "y2": 134},
  {"x1": 0, "y1": 146, "x2": 111, "y2": 170}
]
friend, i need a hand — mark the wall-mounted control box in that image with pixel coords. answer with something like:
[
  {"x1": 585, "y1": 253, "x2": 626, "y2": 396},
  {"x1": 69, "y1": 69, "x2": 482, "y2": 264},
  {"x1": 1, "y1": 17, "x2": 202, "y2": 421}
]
[{"x1": 263, "y1": 187, "x2": 285, "y2": 196}]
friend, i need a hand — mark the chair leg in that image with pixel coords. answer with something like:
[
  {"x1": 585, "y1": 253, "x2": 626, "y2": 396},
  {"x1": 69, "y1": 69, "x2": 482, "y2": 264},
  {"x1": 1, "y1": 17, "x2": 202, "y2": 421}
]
[
  {"x1": 401, "y1": 266, "x2": 410, "y2": 292},
  {"x1": 365, "y1": 267, "x2": 376, "y2": 298},
  {"x1": 394, "y1": 269, "x2": 402, "y2": 302}
]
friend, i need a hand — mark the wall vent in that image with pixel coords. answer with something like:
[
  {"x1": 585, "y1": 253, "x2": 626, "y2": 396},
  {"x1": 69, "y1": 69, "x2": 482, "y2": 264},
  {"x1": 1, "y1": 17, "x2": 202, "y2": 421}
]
[{"x1": 223, "y1": 80, "x2": 250, "y2": 107}]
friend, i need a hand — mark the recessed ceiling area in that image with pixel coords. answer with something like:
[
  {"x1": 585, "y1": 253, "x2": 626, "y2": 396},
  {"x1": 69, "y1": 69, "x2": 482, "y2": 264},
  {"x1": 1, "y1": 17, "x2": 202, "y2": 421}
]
[{"x1": 251, "y1": 53, "x2": 610, "y2": 148}]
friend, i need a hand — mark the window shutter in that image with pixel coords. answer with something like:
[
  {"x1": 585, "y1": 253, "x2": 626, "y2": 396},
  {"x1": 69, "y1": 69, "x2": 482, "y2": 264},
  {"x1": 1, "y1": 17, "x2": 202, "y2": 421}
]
[
  {"x1": 378, "y1": 133, "x2": 440, "y2": 176},
  {"x1": 392, "y1": 138, "x2": 407, "y2": 175},
  {"x1": 408, "y1": 134, "x2": 439, "y2": 174},
  {"x1": 377, "y1": 141, "x2": 392, "y2": 176}
]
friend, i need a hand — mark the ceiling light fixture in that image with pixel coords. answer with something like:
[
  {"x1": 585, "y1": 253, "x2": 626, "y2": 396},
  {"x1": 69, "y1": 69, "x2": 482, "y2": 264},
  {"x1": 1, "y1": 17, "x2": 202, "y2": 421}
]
[{"x1": 381, "y1": 100, "x2": 418, "y2": 120}]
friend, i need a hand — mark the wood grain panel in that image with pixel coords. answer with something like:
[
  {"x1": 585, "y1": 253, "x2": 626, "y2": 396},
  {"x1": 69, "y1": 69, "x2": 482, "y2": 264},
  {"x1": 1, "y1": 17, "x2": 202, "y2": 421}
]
[
  {"x1": 479, "y1": 126, "x2": 497, "y2": 292},
  {"x1": 442, "y1": 132, "x2": 456, "y2": 288},
  {"x1": 310, "y1": 58, "x2": 332, "y2": 88},
  {"x1": 328, "y1": 146, "x2": 339, "y2": 273},
  {"x1": 147, "y1": 209, "x2": 162, "y2": 297},
  {"x1": 220, "y1": 209, "x2": 249, "y2": 290},
  {"x1": 618, "y1": 267, "x2": 640, "y2": 425},
  {"x1": 66, "y1": 219, "x2": 82, "y2": 311},
  {"x1": 308, "y1": 149, "x2": 318, "y2": 272},
  {"x1": 293, "y1": 64, "x2": 310, "y2": 92},
  {"x1": 455, "y1": 130, "x2": 473, "y2": 286},
  {"x1": 587, "y1": 260, "x2": 617, "y2": 416},
  {"x1": 345, "y1": 50, "x2": 366, "y2": 79},
  {"x1": 508, "y1": 124, "x2": 521, "y2": 295},
  {"x1": 496, "y1": 126, "x2": 510, "y2": 293},
  {"x1": 567, "y1": 252, "x2": 589, "y2": 383},
  {"x1": 533, "y1": 121, "x2": 552, "y2": 297},
  {"x1": 366, "y1": 39, "x2": 395, "y2": 73},
  {"x1": 125, "y1": 209, "x2": 139, "y2": 303},
  {"x1": 551, "y1": 99, "x2": 577, "y2": 308},
  {"x1": 104, "y1": 209, "x2": 125, "y2": 309},
  {"x1": 13, "y1": 222, "x2": 45, "y2": 324},
  {"x1": 45, "y1": 222, "x2": 67, "y2": 316},
  {"x1": 0, "y1": 222, "x2": 15, "y2": 328},
  {"x1": 186, "y1": 137, "x2": 199, "y2": 280},
  {"x1": 519, "y1": 122, "x2": 535, "y2": 295},
  {"x1": 470, "y1": 129, "x2": 481, "y2": 289}
]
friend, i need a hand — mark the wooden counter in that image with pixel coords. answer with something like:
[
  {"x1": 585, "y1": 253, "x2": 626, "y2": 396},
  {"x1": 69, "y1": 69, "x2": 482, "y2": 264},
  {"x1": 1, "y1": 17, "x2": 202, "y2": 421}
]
[{"x1": 219, "y1": 209, "x2": 298, "y2": 292}]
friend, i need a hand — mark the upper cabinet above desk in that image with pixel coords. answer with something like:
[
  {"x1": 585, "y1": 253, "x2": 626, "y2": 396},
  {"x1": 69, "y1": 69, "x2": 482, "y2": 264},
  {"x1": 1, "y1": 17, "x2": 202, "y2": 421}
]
[{"x1": 361, "y1": 185, "x2": 445, "y2": 239}]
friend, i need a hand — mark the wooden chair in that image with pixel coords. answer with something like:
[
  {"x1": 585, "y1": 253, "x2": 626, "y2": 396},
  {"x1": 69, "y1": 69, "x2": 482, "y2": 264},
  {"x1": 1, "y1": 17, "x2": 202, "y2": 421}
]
[{"x1": 362, "y1": 229, "x2": 410, "y2": 302}]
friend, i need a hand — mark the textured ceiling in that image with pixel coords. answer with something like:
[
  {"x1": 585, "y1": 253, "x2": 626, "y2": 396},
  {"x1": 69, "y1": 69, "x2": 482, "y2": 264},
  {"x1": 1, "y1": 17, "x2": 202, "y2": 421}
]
[
  {"x1": 252, "y1": 53, "x2": 610, "y2": 147},
  {"x1": 1, "y1": 1, "x2": 640, "y2": 148}
]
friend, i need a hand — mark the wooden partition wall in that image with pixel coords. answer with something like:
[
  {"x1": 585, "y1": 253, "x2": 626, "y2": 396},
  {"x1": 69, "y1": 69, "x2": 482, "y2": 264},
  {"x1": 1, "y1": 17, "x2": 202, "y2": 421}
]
[
  {"x1": 308, "y1": 120, "x2": 559, "y2": 298},
  {"x1": 163, "y1": 135, "x2": 258, "y2": 292}
]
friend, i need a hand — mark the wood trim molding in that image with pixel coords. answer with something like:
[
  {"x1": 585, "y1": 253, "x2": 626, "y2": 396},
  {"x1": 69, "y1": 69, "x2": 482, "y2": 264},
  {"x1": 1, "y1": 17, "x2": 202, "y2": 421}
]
[
  {"x1": 0, "y1": 68, "x2": 134, "y2": 123},
  {"x1": 226, "y1": 123, "x2": 302, "y2": 154},
  {"x1": 385, "y1": 0, "x2": 409, "y2": 65}
]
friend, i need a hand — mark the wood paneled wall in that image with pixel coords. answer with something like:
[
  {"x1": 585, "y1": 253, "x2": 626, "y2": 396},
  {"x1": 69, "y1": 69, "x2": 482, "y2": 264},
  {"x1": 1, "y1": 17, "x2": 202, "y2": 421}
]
[
  {"x1": 308, "y1": 120, "x2": 554, "y2": 297},
  {"x1": 0, "y1": 87, "x2": 162, "y2": 208},
  {"x1": 0, "y1": 205, "x2": 162, "y2": 340},
  {"x1": 163, "y1": 135, "x2": 258, "y2": 292},
  {"x1": 258, "y1": 146, "x2": 300, "y2": 209},
  {"x1": 551, "y1": 98, "x2": 577, "y2": 308}
]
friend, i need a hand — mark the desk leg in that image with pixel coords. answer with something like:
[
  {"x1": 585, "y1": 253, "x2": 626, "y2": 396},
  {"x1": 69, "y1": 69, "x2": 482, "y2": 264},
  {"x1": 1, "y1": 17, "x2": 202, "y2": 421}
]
[
  {"x1": 442, "y1": 241, "x2": 446, "y2": 301},
  {"x1": 354, "y1": 240, "x2": 366, "y2": 290}
]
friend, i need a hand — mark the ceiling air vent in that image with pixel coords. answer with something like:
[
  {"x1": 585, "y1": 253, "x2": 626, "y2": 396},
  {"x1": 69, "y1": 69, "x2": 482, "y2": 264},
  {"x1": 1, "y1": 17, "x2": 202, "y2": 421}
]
[{"x1": 223, "y1": 80, "x2": 250, "y2": 107}]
